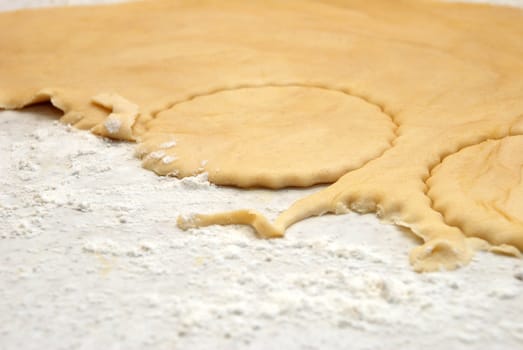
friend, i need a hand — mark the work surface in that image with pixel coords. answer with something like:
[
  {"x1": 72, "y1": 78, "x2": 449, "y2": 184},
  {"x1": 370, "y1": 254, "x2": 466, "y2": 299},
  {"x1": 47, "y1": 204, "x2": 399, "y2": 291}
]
[{"x1": 1, "y1": 1, "x2": 523, "y2": 349}]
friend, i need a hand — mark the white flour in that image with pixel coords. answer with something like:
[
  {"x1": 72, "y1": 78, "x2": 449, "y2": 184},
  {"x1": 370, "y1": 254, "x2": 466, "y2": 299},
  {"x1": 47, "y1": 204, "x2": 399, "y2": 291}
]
[
  {"x1": 103, "y1": 116, "x2": 122, "y2": 135},
  {"x1": 1, "y1": 1, "x2": 523, "y2": 350}
]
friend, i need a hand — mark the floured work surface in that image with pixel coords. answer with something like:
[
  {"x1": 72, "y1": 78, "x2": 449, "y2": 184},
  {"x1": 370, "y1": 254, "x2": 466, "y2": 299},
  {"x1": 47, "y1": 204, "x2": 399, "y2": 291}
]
[{"x1": 1, "y1": 0, "x2": 523, "y2": 271}]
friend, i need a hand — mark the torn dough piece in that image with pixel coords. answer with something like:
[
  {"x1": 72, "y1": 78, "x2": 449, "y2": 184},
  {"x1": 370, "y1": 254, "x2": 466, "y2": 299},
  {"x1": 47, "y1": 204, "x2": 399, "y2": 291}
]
[
  {"x1": 1, "y1": 0, "x2": 523, "y2": 271},
  {"x1": 91, "y1": 93, "x2": 139, "y2": 141}
]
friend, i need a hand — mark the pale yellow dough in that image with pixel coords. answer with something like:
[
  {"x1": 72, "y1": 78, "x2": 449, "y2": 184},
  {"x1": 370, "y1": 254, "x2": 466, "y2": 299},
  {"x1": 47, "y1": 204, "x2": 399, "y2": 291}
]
[
  {"x1": 1, "y1": 0, "x2": 523, "y2": 271},
  {"x1": 138, "y1": 85, "x2": 396, "y2": 188}
]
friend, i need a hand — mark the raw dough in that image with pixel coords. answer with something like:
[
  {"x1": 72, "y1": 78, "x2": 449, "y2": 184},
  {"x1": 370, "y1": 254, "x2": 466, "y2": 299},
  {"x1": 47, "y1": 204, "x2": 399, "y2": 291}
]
[
  {"x1": 138, "y1": 85, "x2": 396, "y2": 188},
  {"x1": 1, "y1": 0, "x2": 523, "y2": 271}
]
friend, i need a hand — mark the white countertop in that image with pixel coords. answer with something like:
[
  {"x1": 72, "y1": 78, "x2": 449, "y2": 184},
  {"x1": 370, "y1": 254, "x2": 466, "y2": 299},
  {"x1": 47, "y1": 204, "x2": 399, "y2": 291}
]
[{"x1": 1, "y1": 1, "x2": 523, "y2": 349}]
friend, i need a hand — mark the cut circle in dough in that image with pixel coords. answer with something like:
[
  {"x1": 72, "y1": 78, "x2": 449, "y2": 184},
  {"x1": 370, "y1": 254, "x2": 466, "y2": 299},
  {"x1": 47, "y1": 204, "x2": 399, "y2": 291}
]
[
  {"x1": 428, "y1": 135, "x2": 523, "y2": 252},
  {"x1": 137, "y1": 86, "x2": 396, "y2": 188}
]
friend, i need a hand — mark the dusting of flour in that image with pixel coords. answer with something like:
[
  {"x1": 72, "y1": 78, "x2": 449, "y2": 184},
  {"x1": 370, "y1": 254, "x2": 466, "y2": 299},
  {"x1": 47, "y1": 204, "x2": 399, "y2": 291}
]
[
  {"x1": 104, "y1": 116, "x2": 122, "y2": 135},
  {"x1": 1, "y1": 0, "x2": 523, "y2": 349}
]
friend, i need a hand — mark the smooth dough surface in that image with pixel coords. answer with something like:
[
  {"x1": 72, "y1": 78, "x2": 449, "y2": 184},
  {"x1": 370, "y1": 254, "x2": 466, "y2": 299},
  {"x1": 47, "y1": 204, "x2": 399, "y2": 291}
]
[
  {"x1": 138, "y1": 85, "x2": 396, "y2": 188},
  {"x1": 1, "y1": 0, "x2": 523, "y2": 271}
]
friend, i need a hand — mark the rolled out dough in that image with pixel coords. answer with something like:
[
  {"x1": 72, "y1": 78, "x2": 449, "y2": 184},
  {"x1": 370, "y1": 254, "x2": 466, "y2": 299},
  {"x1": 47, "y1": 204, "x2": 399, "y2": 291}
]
[
  {"x1": 1, "y1": 0, "x2": 523, "y2": 271},
  {"x1": 139, "y1": 85, "x2": 396, "y2": 188}
]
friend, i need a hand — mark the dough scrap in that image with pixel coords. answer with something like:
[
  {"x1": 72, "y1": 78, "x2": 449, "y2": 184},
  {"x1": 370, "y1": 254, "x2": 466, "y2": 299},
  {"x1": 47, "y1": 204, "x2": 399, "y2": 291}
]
[
  {"x1": 91, "y1": 93, "x2": 139, "y2": 141},
  {"x1": 1, "y1": 0, "x2": 523, "y2": 271}
]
